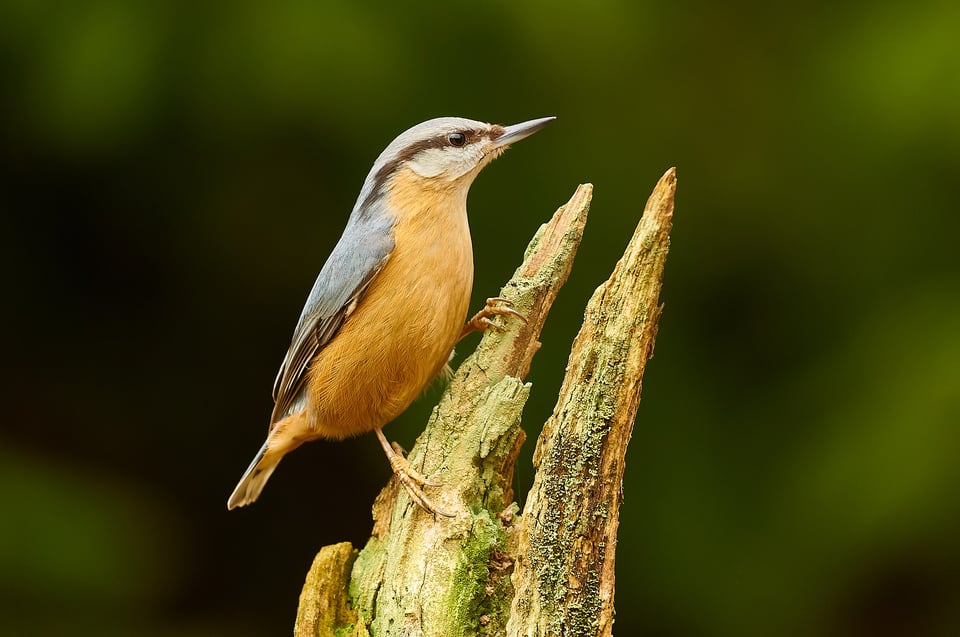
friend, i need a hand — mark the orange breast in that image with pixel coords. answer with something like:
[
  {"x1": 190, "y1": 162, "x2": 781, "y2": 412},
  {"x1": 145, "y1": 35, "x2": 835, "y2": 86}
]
[{"x1": 305, "y1": 168, "x2": 474, "y2": 439}]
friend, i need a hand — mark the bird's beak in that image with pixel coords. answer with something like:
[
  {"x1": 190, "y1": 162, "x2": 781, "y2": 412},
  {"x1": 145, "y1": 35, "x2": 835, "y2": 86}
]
[{"x1": 493, "y1": 116, "x2": 556, "y2": 148}]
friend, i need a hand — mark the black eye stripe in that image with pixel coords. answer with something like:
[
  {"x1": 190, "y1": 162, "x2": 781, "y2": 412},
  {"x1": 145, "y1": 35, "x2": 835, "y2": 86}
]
[{"x1": 366, "y1": 127, "x2": 490, "y2": 204}]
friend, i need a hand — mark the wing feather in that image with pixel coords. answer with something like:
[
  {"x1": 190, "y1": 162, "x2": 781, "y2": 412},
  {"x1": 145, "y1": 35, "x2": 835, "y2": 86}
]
[{"x1": 269, "y1": 209, "x2": 395, "y2": 426}]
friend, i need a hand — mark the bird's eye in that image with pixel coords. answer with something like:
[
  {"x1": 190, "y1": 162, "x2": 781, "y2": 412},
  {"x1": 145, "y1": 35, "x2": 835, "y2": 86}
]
[{"x1": 448, "y1": 132, "x2": 466, "y2": 147}]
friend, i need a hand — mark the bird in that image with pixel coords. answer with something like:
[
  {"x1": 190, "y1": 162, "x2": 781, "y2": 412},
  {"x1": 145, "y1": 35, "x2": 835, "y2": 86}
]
[{"x1": 227, "y1": 115, "x2": 555, "y2": 516}]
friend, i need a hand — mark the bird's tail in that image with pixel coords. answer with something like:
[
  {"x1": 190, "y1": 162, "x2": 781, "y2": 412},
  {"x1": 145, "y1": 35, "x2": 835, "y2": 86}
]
[{"x1": 227, "y1": 440, "x2": 283, "y2": 510}]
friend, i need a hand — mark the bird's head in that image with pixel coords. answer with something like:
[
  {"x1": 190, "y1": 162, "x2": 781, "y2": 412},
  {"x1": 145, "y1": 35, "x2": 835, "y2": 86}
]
[{"x1": 358, "y1": 116, "x2": 555, "y2": 207}]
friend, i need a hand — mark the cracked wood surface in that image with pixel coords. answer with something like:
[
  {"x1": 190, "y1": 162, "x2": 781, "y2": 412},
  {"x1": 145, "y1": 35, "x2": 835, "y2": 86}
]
[{"x1": 507, "y1": 168, "x2": 676, "y2": 637}]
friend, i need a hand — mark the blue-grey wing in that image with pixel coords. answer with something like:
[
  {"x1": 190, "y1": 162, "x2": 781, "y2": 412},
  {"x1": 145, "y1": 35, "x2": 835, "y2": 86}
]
[{"x1": 269, "y1": 211, "x2": 395, "y2": 425}]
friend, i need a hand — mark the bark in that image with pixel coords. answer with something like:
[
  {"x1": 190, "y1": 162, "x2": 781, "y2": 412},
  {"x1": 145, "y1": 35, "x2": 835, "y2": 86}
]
[
  {"x1": 507, "y1": 169, "x2": 675, "y2": 636},
  {"x1": 294, "y1": 170, "x2": 676, "y2": 637}
]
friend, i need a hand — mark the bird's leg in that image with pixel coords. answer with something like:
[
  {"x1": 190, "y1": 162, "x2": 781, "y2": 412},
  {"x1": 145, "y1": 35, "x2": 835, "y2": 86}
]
[
  {"x1": 374, "y1": 427, "x2": 454, "y2": 518},
  {"x1": 459, "y1": 297, "x2": 527, "y2": 341}
]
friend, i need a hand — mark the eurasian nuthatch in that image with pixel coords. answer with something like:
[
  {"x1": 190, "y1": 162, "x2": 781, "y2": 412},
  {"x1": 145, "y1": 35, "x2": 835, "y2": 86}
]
[{"x1": 227, "y1": 116, "x2": 555, "y2": 515}]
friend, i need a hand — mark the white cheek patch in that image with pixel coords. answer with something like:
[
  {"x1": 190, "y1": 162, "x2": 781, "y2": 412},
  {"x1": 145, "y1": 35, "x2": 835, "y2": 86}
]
[
  {"x1": 407, "y1": 145, "x2": 483, "y2": 180},
  {"x1": 406, "y1": 148, "x2": 447, "y2": 178}
]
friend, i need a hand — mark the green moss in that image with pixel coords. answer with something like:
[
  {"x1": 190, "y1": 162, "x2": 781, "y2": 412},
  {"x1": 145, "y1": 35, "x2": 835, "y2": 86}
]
[
  {"x1": 348, "y1": 536, "x2": 384, "y2": 624},
  {"x1": 522, "y1": 221, "x2": 550, "y2": 260},
  {"x1": 443, "y1": 511, "x2": 512, "y2": 636}
]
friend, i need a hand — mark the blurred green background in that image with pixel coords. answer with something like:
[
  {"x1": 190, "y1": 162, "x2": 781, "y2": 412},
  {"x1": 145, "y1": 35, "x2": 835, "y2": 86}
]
[{"x1": 2, "y1": 0, "x2": 959, "y2": 635}]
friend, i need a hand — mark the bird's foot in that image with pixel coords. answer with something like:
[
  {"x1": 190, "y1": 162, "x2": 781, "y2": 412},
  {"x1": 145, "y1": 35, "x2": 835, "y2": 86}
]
[
  {"x1": 460, "y1": 297, "x2": 527, "y2": 340},
  {"x1": 375, "y1": 428, "x2": 454, "y2": 518}
]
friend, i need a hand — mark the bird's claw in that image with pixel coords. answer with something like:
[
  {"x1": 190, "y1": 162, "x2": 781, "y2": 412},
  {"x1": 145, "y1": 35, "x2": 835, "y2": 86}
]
[
  {"x1": 376, "y1": 428, "x2": 453, "y2": 517},
  {"x1": 390, "y1": 442, "x2": 441, "y2": 488},
  {"x1": 461, "y1": 297, "x2": 527, "y2": 339},
  {"x1": 394, "y1": 469, "x2": 453, "y2": 518}
]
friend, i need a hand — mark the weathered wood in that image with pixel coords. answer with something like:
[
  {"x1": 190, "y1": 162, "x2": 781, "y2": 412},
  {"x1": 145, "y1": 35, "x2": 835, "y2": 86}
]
[
  {"x1": 507, "y1": 168, "x2": 676, "y2": 636},
  {"x1": 294, "y1": 542, "x2": 362, "y2": 637}
]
